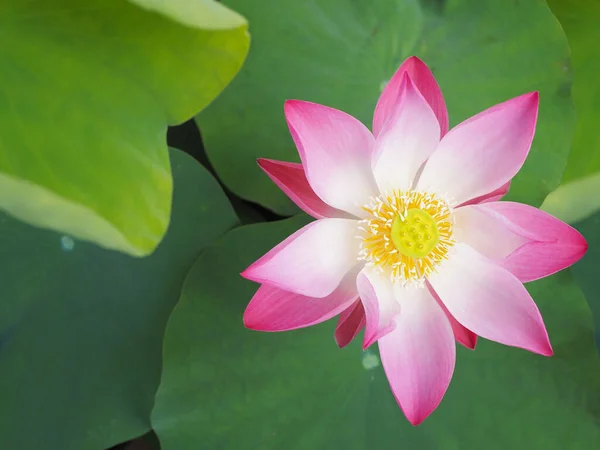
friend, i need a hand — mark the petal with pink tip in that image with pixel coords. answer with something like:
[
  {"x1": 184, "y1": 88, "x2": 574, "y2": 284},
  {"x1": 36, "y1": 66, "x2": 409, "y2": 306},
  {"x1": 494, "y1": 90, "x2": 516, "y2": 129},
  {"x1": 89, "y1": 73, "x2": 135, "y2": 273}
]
[
  {"x1": 459, "y1": 180, "x2": 511, "y2": 207},
  {"x1": 373, "y1": 56, "x2": 449, "y2": 138},
  {"x1": 372, "y1": 74, "x2": 441, "y2": 193},
  {"x1": 482, "y1": 202, "x2": 588, "y2": 282},
  {"x1": 257, "y1": 158, "x2": 350, "y2": 219},
  {"x1": 428, "y1": 283, "x2": 477, "y2": 350},
  {"x1": 334, "y1": 300, "x2": 366, "y2": 348},
  {"x1": 241, "y1": 218, "x2": 360, "y2": 298},
  {"x1": 453, "y1": 204, "x2": 530, "y2": 260},
  {"x1": 417, "y1": 93, "x2": 538, "y2": 205},
  {"x1": 244, "y1": 277, "x2": 359, "y2": 332},
  {"x1": 428, "y1": 243, "x2": 553, "y2": 356},
  {"x1": 357, "y1": 269, "x2": 401, "y2": 349},
  {"x1": 285, "y1": 100, "x2": 377, "y2": 217},
  {"x1": 378, "y1": 286, "x2": 455, "y2": 426}
]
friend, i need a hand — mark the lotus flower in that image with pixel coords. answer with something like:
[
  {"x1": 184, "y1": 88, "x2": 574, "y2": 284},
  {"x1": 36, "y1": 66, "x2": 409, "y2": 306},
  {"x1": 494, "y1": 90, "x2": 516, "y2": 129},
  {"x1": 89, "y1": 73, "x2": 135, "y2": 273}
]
[{"x1": 241, "y1": 57, "x2": 587, "y2": 425}]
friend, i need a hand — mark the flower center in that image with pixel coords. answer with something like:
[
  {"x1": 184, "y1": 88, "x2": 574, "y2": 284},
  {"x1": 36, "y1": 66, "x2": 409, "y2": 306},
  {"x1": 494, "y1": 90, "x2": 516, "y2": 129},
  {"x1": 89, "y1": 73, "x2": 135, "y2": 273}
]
[
  {"x1": 357, "y1": 190, "x2": 454, "y2": 286},
  {"x1": 390, "y1": 209, "x2": 439, "y2": 258}
]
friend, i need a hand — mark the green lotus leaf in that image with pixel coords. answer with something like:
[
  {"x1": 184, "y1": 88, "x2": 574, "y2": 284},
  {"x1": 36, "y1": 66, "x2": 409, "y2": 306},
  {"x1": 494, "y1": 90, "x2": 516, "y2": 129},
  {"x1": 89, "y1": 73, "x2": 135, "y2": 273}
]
[
  {"x1": 127, "y1": 0, "x2": 247, "y2": 30},
  {"x1": 0, "y1": 149, "x2": 238, "y2": 450},
  {"x1": 572, "y1": 210, "x2": 600, "y2": 351},
  {"x1": 542, "y1": 0, "x2": 600, "y2": 223},
  {"x1": 0, "y1": 0, "x2": 248, "y2": 256},
  {"x1": 199, "y1": 0, "x2": 572, "y2": 215}
]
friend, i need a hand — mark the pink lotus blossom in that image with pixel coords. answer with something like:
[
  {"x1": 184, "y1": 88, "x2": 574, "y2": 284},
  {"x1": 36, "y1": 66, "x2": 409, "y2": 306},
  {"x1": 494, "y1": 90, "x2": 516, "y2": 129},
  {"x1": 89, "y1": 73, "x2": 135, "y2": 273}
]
[{"x1": 241, "y1": 57, "x2": 587, "y2": 425}]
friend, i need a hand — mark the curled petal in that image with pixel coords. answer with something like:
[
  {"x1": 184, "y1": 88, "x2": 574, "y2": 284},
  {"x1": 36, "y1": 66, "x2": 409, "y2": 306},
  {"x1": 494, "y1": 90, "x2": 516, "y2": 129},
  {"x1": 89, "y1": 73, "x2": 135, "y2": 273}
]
[
  {"x1": 428, "y1": 283, "x2": 477, "y2": 349},
  {"x1": 241, "y1": 218, "x2": 360, "y2": 298},
  {"x1": 285, "y1": 100, "x2": 377, "y2": 217},
  {"x1": 481, "y1": 202, "x2": 588, "y2": 282},
  {"x1": 378, "y1": 286, "x2": 455, "y2": 425},
  {"x1": 357, "y1": 269, "x2": 401, "y2": 349},
  {"x1": 244, "y1": 278, "x2": 358, "y2": 332},
  {"x1": 372, "y1": 74, "x2": 440, "y2": 193},
  {"x1": 459, "y1": 181, "x2": 511, "y2": 207},
  {"x1": 257, "y1": 158, "x2": 350, "y2": 219},
  {"x1": 334, "y1": 300, "x2": 366, "y2": 348},
  {"x1": 417, "y1": 92, "x2": 539, "y2": 205},
  {"x1": 428, "y1": 243, "x2": 553, "y2": 356},
  {"x1": 374, "y1": 56, "x2": 449, "y2": 138}
]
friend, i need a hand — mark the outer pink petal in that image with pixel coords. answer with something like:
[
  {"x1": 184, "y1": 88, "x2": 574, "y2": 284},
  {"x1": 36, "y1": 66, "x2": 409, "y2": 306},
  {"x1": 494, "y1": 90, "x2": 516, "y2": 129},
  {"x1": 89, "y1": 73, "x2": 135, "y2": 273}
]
[
  {"x1": 417, "y1": 93, "x2": 538, "y2": 205},
  {"x1": 378, "y1": 286, "x2": 455, "y2": 426},
  {"x1": 481, "y1": 201, "x2": 588, "y2": 282},
  {"x1": 459, "y1": 180, "x2": 511, "y2": 207},
  {"x1": 428, "y1": 283, "x2": 477, "y2": 350},
  {"x1": 334, "y1": 300, "x2": 366, "y2": 348},
  {"x1": 373, "y1": 56, "x2": 449, "y2": 138},
  {"x1": 428, "y1": 243, "x2": 553, "y2": 356},
  {"x1": 244, "y1": 279, "x2": 359, "y2": 332},
  {"x1": 357, "y1": 269, "x2": 401, "y2": 349},
  {"x1": 285, "y1": 100, "x2": 377, "y2": 217},
  {"x1": 453, "y1": 204, "x2": 530, "y2": 260},
  {"x1": 372, "y1": 74, "x2": 441, "y2": 192},
  {"x1": 241, "y1": 218, "x2": 360, "y2": 298},
  {"x1": 257, "y1": 159, "x2": 350, "y2": 219}
]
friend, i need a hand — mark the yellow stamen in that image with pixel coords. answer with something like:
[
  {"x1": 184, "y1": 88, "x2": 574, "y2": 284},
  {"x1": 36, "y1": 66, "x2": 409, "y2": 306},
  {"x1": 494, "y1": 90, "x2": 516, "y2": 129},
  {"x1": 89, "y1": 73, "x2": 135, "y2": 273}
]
[{"x1": 357, "y1": 190, "x2": 454, "y2": 286}]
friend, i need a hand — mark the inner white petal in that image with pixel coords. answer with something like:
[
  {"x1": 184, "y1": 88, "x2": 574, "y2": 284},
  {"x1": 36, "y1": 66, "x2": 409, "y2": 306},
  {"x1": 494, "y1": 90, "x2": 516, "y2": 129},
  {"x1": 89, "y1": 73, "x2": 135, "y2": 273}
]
[{"x1": 453, "y1": 206, "x2": 529, "y2": 259}]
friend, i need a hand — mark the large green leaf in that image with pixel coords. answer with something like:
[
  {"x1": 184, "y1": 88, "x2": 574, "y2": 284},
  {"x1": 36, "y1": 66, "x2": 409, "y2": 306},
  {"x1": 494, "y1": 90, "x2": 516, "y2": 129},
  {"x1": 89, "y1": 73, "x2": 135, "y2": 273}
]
[
  {"x1": 572, "y1": 211, "x2": 600, "y2": 350},
  {"x1": 199, "y1": 0, "x2": 573, "y2": 215},
  {"x1": 0, "y1": 0, "x2": 248, "y2": 256},
  {"x1": 541, "y1": 172, "x2": 600, "y2": 224},
  {"x1": 0, "y1": 149, "x2": 238, "y2": 450},
  {"x1": 152, "y1": 217, "x2": 600, "y2": 449},
  {"x1": 127, "y1": 0, "x2": 247, "y2": 29},
  {"x1": 541, "y1": 0, "x2": 600, "y2": 223},
  {"x1": 546, "y1": 0, "x2": 600, "y2": 182}
]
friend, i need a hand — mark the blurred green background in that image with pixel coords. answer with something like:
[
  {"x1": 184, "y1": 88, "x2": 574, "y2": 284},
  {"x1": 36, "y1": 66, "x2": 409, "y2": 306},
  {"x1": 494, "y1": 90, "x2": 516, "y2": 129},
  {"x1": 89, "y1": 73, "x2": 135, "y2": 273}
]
[{"x1": 0, "y1": 0, "x2": 599, "y2": 449}]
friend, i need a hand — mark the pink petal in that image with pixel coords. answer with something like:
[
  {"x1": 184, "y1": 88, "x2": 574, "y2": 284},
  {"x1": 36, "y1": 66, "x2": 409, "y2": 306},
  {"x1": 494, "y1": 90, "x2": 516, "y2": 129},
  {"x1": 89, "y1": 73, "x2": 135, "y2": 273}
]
[
  {"x1": 378, "y1": 286, "x2": 455, "y2": 426},
  {"x1": 459, "y1": 180, "x2": 511, "y2": 207},
  {"x1": 417, "y1": 92, "x2": 539, "y2": 205},
  {"x1": 285, "y1": 100, "x2": 377, "y2": 217},
  {"x1": 428, "y1": 283, "x2": 477, "y2": 350},
  {"x1": 372, "y1": 74, "x2": 441, "y2": 192},
  {"x1": 453, "y1": 204, "x2": 530, "y2": 260},
  {"x1": 428, "y1": 243, "x2": 553, "y2": 356},
  {"x1": 357, "y1": 269, "x2": 401, "y2": 349},
  {"x1": 373, "y1": 56, "x2": 449, "y2": 138},
  {"x1": 482, "y1": 201, "x2": 588, "y2": 282},
  {"x1": 241, "y1": 218, "x2": 360, "y2": 298},
  {"x1": 257, "y1": 159, "x2": 350, "y2": 219},
  {"x1": 334, "y1": 300, "x2": 366, "y2": 348},
  {"x1": 244, "y1": 278, "x2": 359, "y2": 332}
]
